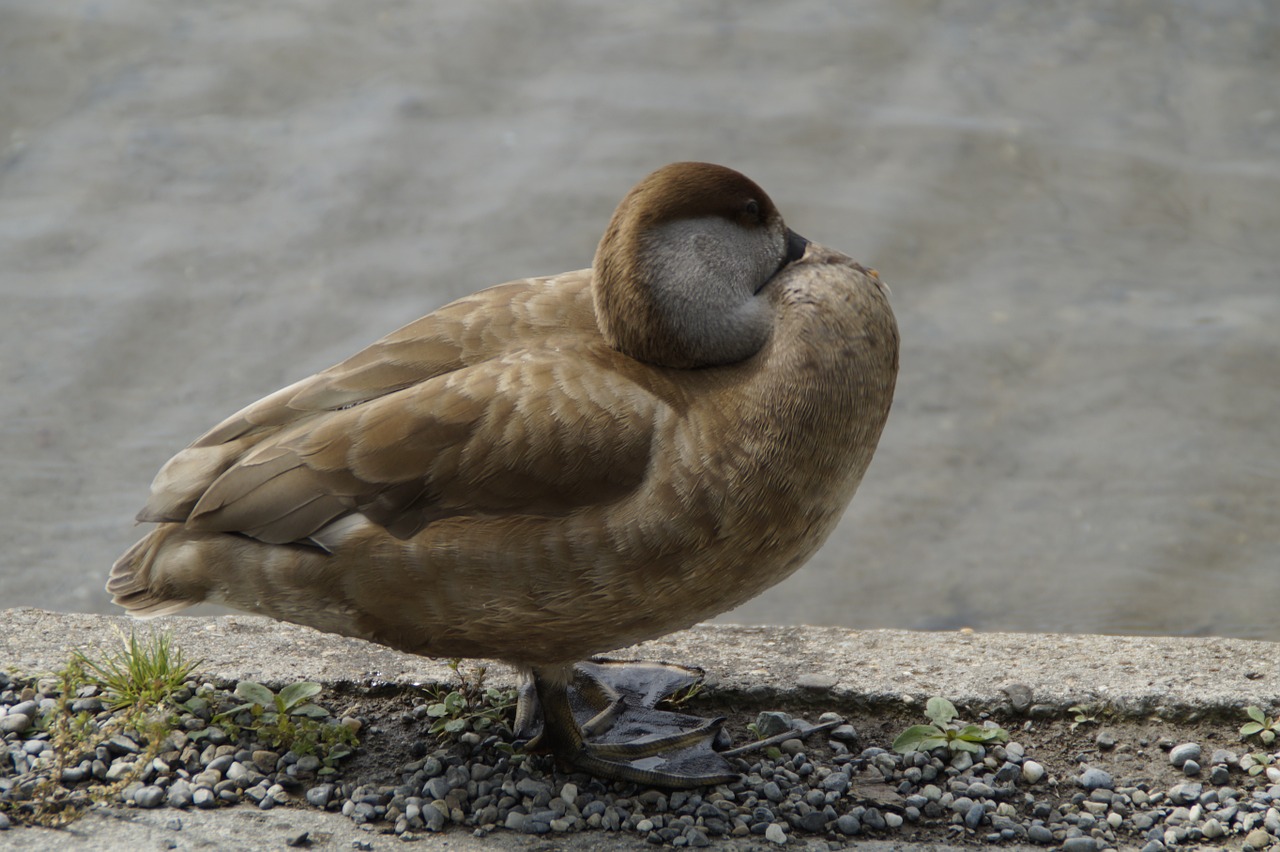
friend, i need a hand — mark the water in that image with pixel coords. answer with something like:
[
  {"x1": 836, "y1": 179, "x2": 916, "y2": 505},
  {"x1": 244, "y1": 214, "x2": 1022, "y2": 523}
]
[{"x1": 3, "y1": 0, "x2": 1278, "y2": 639}]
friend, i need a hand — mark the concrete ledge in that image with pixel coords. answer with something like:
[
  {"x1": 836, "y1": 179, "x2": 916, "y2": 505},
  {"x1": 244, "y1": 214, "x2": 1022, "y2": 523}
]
[
  {"x1": 4, "y1": 607, "x2": 1277, "y2": 718},
  {"x1": 6, "y1": 608, "x2": 1280, "y2": 850}
]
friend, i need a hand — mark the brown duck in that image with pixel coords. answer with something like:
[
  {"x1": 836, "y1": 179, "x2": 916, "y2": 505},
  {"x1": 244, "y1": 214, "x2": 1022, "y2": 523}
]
[{"x1": 109, "y1": 162, "x2": 899, "y2": 787}]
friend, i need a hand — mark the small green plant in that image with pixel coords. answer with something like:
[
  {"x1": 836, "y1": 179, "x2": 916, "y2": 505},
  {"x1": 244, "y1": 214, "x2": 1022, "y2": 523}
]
[
  {"x1": 892, "y1": 697, "x2": 1009, "y2": 755},
  {"x1": 657, "y1": 681, "x2": 704, "y2": 711},
  {"x1": 72, "y1": 629, "x2": 200, "y2": 713},
  {"x1": 9, "y1": 635, "x2": 196, "y2": 829},
  {"x1": 1243, "y1": 752, "x2": 1275, "y2": 776},
  {"x1": 224, "y1": 681, "x2": 330, "y2": 722},
  {"x1": 421, "y1": 659, "x2": 516, "y2": 741},
  {"x1": 1242, "y1": 706, "x2": 1280, "y2": 746},
  {"x1": 212, "y1": 680, "x2": 355, "y2": 765},
  {"x1": 742, "y1": 712, "x2": 791, "y2": 760},
  {"x1": 1068, "y1": 704, "x2": 1100, "y2": 731}
]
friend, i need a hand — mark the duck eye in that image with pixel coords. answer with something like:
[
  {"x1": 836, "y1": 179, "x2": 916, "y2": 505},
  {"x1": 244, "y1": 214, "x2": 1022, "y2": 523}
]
[{"x1": 743, "y1": 199, "x2": 760, "y2": 220}]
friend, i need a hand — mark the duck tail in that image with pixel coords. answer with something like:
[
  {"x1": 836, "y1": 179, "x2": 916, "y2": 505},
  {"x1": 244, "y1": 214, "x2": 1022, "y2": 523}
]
[{"x1": 107, "y1": 526, "x2": 201, "y2": 617}]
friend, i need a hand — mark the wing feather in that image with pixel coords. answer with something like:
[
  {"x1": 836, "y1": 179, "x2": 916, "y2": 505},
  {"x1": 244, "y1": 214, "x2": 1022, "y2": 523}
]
[{"x1": 141, "y1": 272, "x2": 660, "y2": 545}]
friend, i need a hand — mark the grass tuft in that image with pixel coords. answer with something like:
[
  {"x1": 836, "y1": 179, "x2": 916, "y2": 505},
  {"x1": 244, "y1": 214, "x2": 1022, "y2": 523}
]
[{"x1": 71, "y1": 628, "x2": 200, "y2": 712}]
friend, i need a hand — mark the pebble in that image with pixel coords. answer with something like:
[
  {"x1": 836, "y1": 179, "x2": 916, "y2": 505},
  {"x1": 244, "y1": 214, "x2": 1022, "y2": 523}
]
[
  {"x1": 1169, "y1": 742, "x2": 1201, "y2": 768},
  {"x1": 135, "y1": 786, "x2": 166, "y2": 809},
  {"x1": 0, "y1": 714, "x2": 31, "y2": 734},
  {"x1": 753, "y1": 712, "x2": 793, "y2": 737},
  {"x1": 1078, "y1": 767, "x2": 1114, "y2": 790},
  {"x1": 6, "y1": 669, "x2": 1280, "y2": 851},
  {"x1": 306, "y1": 784, "x2": 334, "y2": 808},
  {"x1": 1027, "y1": 823, "x2": 1054, "y2": 844},
  {"x1": 1246, "y1": 827, "x2": 1272, "y2": 848},
  {"x1": 167, "y1": 780, "x2": 194, "y2": 808},
  {"x1": 829, "y1": 724, "x2": 858, "y2": 743}
]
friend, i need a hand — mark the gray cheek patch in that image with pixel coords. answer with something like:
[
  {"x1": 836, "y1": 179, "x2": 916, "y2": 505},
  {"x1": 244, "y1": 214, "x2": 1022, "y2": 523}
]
[{"x1": 640, "y1": 217, "x2": 783, "y2": 366}]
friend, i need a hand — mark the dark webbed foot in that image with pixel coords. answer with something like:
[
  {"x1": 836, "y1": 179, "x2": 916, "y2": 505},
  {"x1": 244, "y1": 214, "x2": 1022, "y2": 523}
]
[{"x1": 516, "y1": 660, "x2": 738, "y2": 789}]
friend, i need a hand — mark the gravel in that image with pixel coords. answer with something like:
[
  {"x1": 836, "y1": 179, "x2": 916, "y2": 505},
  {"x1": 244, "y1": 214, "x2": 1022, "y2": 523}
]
[{"x1": 6, "y1": 670, "x2": 1280, "y2": 848}]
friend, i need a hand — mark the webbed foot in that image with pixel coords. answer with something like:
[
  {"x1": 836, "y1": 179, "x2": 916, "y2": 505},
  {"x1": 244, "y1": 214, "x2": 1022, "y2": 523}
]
[{"x1": 517, "y1": 660, "x2": 738, "y2": 789}]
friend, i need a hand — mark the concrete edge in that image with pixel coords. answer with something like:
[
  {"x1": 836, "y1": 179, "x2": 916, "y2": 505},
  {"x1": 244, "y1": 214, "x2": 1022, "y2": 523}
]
[{"x1": 4, "y1": 608, "x2": 1277, "y2": 719}]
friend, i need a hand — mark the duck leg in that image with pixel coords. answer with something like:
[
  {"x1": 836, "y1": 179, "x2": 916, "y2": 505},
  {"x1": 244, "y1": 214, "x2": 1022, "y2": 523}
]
[{"x1": 519, "y1": 661, "x2": 738, "y2": 789}]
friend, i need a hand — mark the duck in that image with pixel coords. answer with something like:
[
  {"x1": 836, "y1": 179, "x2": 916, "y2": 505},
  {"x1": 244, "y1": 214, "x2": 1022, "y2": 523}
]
[{"x1": 109, "y1": 161, "x2": 899, "y2": 787}]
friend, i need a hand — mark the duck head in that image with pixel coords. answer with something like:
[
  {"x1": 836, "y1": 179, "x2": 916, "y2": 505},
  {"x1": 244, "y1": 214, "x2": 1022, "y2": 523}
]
[{"x1": 592, "y1": 162, "x2": 808, "y2": 368}]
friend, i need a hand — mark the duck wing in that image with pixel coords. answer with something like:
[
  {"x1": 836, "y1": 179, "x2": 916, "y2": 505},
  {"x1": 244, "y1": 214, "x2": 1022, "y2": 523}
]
[{"x1": 136, "y1": 275, "x2": 661, "y2": 545}]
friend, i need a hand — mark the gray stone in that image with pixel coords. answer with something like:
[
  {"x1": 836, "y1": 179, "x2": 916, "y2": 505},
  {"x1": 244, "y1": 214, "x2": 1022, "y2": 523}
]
[
  {"x1": 295, "y1": 754, "x2": 322, "y2": 774},
  {"x1": 754, "y1": 711, "x2": 793, "y2": 738},
  {"x1": 1078, "y1": 767, "x2": 1113, "y2": 790},
  {"x1": 423, "y1": 776, "x2": 450, "y2": 800},
  {"x1": 60, "y1": 766, "x2": 90, "y2": 783},
  {"x1": 251, "y1": 750, "x2": 280, "y2": 773},
  {"x1": 135, "y1": 785, "x2": 166, "y2": 809},
  {"x1": 1211, "y1": 749, "x2": 1240, "y2": 767},
  {"x1": 764, "y1": 823, "x2": 786, "y2": 845},
  {"x1": 1245, "y1": 828, "x2": 1272, "y2": 849},
  {"x1": 8, "y1": 701, "x2": 38, "y2": 718},
  {"x1": 967, "y1": 782, "x2": 995, "y2": 798},
  {"x1": 167, "y1": 780, "x2": 194, "y2": 808},
  {"x1": 206, "y1": 755, "x2": 234, "y2": 774},
  {"x1": 0, "y1": 714, "x2": 31, "y2": 734},
  {"x1": 1169, "y1": 742, "x2": 1202, "y2": 768},
  {"x1": 1061, "y1": 838, "x2": 1098, "y2": 852},
  {"x1": 1027, "y1": 823, "x2": 1055, "y2": 844},
  {"x1": 836, "y1": 814, "x2": 860, "y2": 835},
  {"x1": 105, "y1": 761, "x2": 136, "y2": 782},
  {"x1": 306, "y1": 784, "x2": 333, "y2": 808},
  {"x1": 829, "y1": 724, "x2": 857, "y2": 743},
  {"x1": 105, "y1": 735, "x2": 141, "y2": 755},
  {"x1": 514, "y1": 777, "x2": 548, "y2": 798},
  {"x1": 819, "y1": 767, "x2": 849, "y2": 788}
]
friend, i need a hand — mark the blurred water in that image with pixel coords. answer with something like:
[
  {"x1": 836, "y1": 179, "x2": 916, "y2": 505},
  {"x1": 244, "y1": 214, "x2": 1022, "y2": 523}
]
[{"x1": 2, "y1": 0, "x2": 1278, "y2": 638}]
